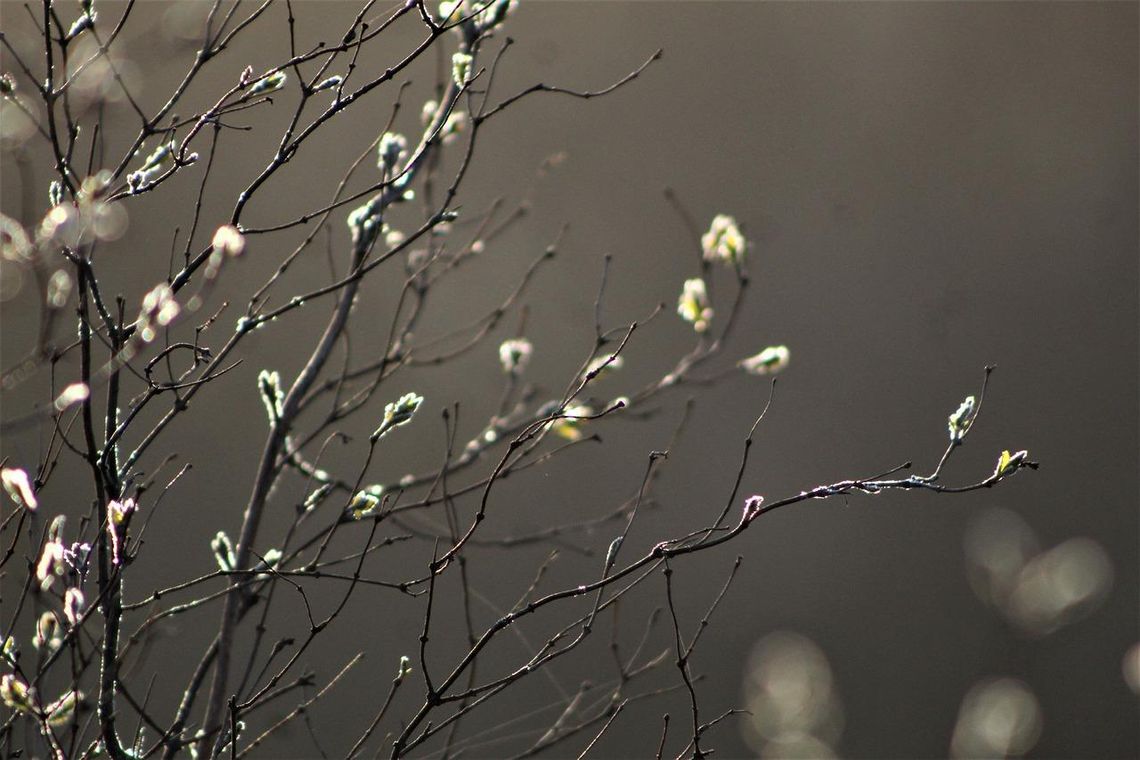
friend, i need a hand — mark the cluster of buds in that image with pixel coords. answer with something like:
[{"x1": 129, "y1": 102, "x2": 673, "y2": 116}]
[
  {"x1": 0, "y1": 674, "x2": 34, "y2": 714},
  {"x1": 372, "y1": 393, "x2": 424, "y2": 441},
  {"x1": 24, "y1": 171, "x2": 128, "y2": 259},
  {"x1": 347, "y1": 195, "x2": 384, "y2": 250},
  {"x1": 677, "y1": 278, "x2": 712, "y2": 333},
  {"x1": 128, "y1": 142, "x2": 175, "y2": 192},
  {"x1": 451, "y1": 52, "x2": 473, "y2": 87},
  {"x1": 498, "y1": 338, "x2": 533, "y2": 374},
  {"x1": 350, "y1": 486, "x2": 384, "y2": 520},
  {"x1": 378, "y1": 132, "x2": 408, "y2": 177},
  {"x1": 0, "y1": 674, "x2": 79, "y2": 727},
  {"x1": 701, "y1": 214, "x2": 746, "y2": 266}
]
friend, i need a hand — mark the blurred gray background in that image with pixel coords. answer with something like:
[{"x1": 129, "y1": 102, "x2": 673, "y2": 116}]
[{"x1": 1, "y1": 1, "x2": 1137, "y2": 757}]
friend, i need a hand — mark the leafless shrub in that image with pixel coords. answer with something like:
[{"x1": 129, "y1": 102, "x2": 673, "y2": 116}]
[{"x1": 0, "y1": 2, "x2": 1035, "y2": 758}]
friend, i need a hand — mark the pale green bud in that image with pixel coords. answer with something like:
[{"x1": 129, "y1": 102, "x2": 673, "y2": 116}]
[
  {"x1": 258, "y1": 370, "x2": 284, "y2": 423},
  {"x1": 45, "y1": 690, "x2": 81, "y2": 726},
  {"x1": 739, "y1": 345, "x2": 789, "y2": 376},
  {"x1": 303, "y1": 483, "x2": 333, "y2": 512},
  {"x1": 372, "y1": 393, "x2": 424, "y2": 441},
  {"x1": 948, "y1": 395, "x2": 977, "y2": 443},
  {"x1": 994, "y1": 449, "x2": 1028, "y2": 478},
  {"x1": 451, "y1": 52, "x2": 473, "y2": 87},
  {"x1": 211, "y1": 531, "x2": 236, "y2": 572},
  {"x1": 1, "y1": 674, "x2": 35, "y2": 713},
  {"x1": 349, "y1": 490, "x2": 381, "y2": 520},
  {"x1": 377, "y1": 132, "x2": 408, "y2": 175},
  {"x1": 247, "y1": 70, "x2": 287, "y2": 96}
]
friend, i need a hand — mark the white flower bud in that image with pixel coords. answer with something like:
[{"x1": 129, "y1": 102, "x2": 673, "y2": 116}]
[
  {"x1": 1, "y1": 674, "x2": 35, "y2": 713},
  {"x1": 107, "y1": 498, "x2": 137, "y2": 566},
  {"x1": 211, "y1": 531, "x2": 236, "y2": 572},
  {"x1": 677, "y1": 278, "x2": 712, "y2": 333},
  {"x1": 34, "y1": 611, "x2": 63, "y2": 653},
  {"x1": 64, "y1": 587, "x2": 85, "y2": 626},
  {"x1": 499, "y1": 338, "x2": 533, "y2": 374},
  {"x1": 701, "y1": 214, "x2": 746, "y2": 266},
  {"x1": 45, "y1": 690, "x2": 81, "y2": 726},
  {"x1": 377, "y1": 132, "x2": 408, "y2": 175},
  {"x1": 948, "y1": 396, "x2": 977, "y2": 443},
  {"x1": 257, "y1": 370, "x2": 284, "y2": 423},
  {"x1": 397, "y1": 655, "x2": 413, "y2": 680},
  {"x1": 247, "y1": 70, "x2": 286, "y2": 96},
  {"x1": 1, "y1": 467, "x2": 37, "y2": 511},
  {"x1": 372, "y1": 393, "x2": 424, "y2": 441},
  {"x1": 313, "y1": 75, "x2": 342, "y2": 92},
  {"x1": 451, "y1": 52, "x2": 473, "y2": 87},
  {"x1": 349, "y1": 490, "x2": 381, "y2": 520},
  {"x1": 739, "y1": 345, "x2": 790, "y2": 376}
]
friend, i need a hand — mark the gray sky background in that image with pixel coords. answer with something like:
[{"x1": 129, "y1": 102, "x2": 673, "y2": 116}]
[{"x1": 1, "y1": 2, "x2": 1137, "y2": 757}]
